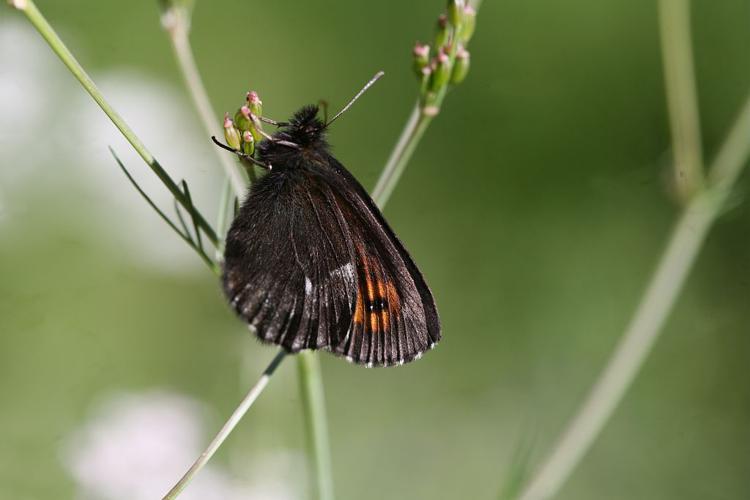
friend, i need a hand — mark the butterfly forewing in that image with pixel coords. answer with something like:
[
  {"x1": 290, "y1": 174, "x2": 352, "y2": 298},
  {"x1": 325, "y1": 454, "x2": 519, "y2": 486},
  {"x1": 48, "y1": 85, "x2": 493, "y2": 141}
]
[{"x1": 224, "y1": 169, "x2": 356, "y2": 352}]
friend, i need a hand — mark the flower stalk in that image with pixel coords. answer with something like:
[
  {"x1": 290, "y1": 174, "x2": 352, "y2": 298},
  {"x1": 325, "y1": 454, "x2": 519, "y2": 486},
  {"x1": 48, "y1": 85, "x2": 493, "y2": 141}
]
[{"x1": 372, "y1": 0, "x2": 481, "y2": 207}]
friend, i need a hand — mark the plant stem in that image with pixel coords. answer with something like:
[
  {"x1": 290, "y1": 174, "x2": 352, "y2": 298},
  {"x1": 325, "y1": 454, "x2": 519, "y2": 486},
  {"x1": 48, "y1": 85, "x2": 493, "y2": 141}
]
[
  {"x1": 517, "y1": 93, "x2": 750, "y2": 500},
  {"x1": 163, "y1": 350, "x2": 287, "y2": 500},
  {"x1": 371, "y1": 103, "x2": 428, "y2": 207},
  {"x1": 215, "y1": 176, "x2": 233, "y2": 256},
  {"x1": 659, "y1": 0, "x2": 704, "y2": 201},
  {"x1": 11, "y1": 0, "x2": 219, "y2": 247},
  {"x1": 370, "y1": 70, "x2": 450, "y2": 208},
  {"x1": 161, "y1": 7, "x2": 248, "y2": 198},
  {"x1": 706, "y1": 95, "x2": 750, "y2": 191},
  {"x1": 297, "y1": 352, "x2": 335, "y2": 500}
]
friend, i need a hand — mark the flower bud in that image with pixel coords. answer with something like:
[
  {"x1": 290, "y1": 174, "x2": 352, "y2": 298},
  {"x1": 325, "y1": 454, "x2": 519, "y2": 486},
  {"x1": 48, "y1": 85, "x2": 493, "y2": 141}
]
[
  {"x1": 429, "y1": 50, "x2": 452, "y2": 91},
  {"x1": 413, "y1": 42, "x2": 430, "y2": 77},
  {"x1": 451, "y1": 46, "x2": 470, "y2": 84},
  {"x1": 434, "y1": 14, "x2": 449, "y2": 49},
  {"x1": 419, "y1": 65, "x2": 433, "y2": 92},
  {"x1": 447, "y1": 0, "x2": 465, "y2": 27},
  {"x1": 8, "y1": 0, "x2": 29, "y2": 9},
  {"x1": 241, "y1": 130, "x2": 255, "y2": 156},
  {"x1": 246, "y1": 91, "x2": 263, "y2": 118},
  {"x1": 242, "y1": 104, "x2": 265, "y2": 143},
  {"x1": 234, "y1": 106, "x2": 253, "y2": 133},
  {"x1": 460, "y1": 6, "x2": 476, "y2": 43},
  {"x1": 249, "y1": 120, "x2": 264, "y2": 145},
  {"x1": 223, "y1": 113, "x2": 241, "y2": 150}
]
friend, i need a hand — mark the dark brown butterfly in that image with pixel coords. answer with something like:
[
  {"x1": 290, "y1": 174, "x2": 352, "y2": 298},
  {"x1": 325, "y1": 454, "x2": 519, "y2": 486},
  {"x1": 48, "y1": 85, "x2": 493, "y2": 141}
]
[{"x1": 220, "y1": 75, "x2": 440, "y2": 367}]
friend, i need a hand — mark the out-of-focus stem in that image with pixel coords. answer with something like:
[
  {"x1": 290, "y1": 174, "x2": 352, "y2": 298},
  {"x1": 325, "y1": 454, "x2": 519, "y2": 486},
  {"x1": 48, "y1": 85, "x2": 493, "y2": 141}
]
[
  {"x1": 297, "y1": 352, "x2": 335, "y2": 500},
  {"x1": 162, "y1": 8, "x2": 248, "y2": 198},
  {"x1": 371, "y1": 103, "x2": 431, "y2": 207},
  {"x1": 659, "y1": 0, "x2": 704, "y2": 201},
  {"x1": 517, "y1": 93, "x2": 750, "y2": 500},
  {"x1": 163, "y1": 351, "x2": 287, "y2": 500}
]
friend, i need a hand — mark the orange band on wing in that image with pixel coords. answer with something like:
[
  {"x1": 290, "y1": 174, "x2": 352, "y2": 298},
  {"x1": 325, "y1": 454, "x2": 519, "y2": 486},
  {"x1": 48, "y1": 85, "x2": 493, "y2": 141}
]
[{"x1": 350, "y1": 245, "x2": 403, "y2": 335}]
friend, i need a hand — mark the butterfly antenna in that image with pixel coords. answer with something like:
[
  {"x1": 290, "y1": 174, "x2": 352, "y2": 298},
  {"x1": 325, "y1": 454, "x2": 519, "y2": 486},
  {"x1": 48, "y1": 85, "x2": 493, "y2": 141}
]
[
  {"x1": 259, "y1": 116, "x2": 288, "y2": 127},
  {"x1": 325, "y1": 71, "x2": 384, "y2": 127}
]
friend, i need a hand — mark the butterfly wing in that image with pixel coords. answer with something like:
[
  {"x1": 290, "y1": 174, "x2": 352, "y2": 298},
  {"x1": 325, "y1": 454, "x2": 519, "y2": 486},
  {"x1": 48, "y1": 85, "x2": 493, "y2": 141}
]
[
  {"x1": 222, "y1": 156, "x2": 440, "y2": 366},
  {"x1": 223, "y1": 168, "x2": 357, "y2": 353},
  {"x1": 322, "y1": 157, "x2": 440, "y2": 366}
]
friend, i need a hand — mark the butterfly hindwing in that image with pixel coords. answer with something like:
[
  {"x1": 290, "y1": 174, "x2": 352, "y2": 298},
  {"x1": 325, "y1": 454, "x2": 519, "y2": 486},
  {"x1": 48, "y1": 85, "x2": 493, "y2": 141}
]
[{"x1": 322, "y1": 157, "x2": 440, "y2": 366}]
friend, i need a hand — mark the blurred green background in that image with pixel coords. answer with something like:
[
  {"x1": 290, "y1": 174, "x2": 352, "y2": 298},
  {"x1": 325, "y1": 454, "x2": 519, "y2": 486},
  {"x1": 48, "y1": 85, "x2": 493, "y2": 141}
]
[{"x1": 2, "y1": 1, "x2": 749, "y2": 499}]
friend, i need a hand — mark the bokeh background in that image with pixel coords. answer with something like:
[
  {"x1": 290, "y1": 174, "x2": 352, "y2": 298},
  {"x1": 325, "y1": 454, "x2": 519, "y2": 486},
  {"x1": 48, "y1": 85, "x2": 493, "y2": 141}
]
[{"x1": 2, "y1": 1, "x2": 749, "y2": 499}]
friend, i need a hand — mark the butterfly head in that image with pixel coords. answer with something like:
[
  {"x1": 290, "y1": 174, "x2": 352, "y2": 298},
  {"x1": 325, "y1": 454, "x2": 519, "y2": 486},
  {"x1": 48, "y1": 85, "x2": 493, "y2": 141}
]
[
  {"x1": 256, "y1": 73, "x2": 385, "y2": 166},
  {"x1": 279, "y1": 105, "x2": 327, "y2": 147}
]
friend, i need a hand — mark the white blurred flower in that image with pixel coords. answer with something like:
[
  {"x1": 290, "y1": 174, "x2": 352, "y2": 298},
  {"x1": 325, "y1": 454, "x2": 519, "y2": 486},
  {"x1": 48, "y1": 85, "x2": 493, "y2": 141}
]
[
  {"x1": 0, "y1": 18, "x2": 224, "y2": 274},
  {"x1": 61, "y1": 390, "x2": 299, "y2": 500},
  {"x1": 0, "y1": 19, "x2": 60, "y2": 185}
]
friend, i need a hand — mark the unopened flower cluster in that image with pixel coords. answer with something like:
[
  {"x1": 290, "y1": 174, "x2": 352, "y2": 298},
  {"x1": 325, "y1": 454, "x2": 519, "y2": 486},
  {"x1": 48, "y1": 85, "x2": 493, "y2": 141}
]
[
  {"x1": 413, "y1": 0, "x2": 476, "y2": 106},
  {"x1": 222, "y1": 91, "x2": 264, "y2": 160}
]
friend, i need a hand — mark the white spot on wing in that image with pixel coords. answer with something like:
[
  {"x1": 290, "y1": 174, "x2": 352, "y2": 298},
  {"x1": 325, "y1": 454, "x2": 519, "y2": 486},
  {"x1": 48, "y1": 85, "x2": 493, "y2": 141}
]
[
  {"x1": 330, "y1": 263, "x2": 355, "y2": 281},
  {"x1": 304, "y1": 277, "x2": 312, "y2": 296}
]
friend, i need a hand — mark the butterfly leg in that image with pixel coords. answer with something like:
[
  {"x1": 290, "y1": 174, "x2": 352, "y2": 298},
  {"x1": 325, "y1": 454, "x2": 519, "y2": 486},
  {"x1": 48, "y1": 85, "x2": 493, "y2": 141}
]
[{"x1": 211, "y1": 136, "x2": 273, "y2": 170}]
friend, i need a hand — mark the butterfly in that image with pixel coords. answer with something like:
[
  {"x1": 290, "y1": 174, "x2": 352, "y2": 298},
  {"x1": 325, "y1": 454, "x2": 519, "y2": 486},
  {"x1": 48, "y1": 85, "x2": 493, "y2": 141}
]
[{"x1": 220, "y1": 74, "x2": 440, "y2": 367}]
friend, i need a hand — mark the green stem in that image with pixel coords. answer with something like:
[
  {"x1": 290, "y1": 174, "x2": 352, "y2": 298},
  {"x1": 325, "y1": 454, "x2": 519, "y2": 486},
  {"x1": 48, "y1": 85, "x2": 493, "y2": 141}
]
[
  {"x1": 162, "y1": 7, "x2": 248, "y2": 198},
  {"x1": 370, "y1": 75, "x2": 451, "y2": 208},
  {"x1": 215, "y1": 176, "x2": 233, "y2": 256},
  {"x1": 516, "y1": 93, "x2": 750, "y2": 500},
  {"x1": 162, "y1": 350, "x2": 287, "y2": 500},
  {"x1": 297, "y1": 352, "x2": 335, "y2": 500},
  {"x1": 658, "y1": 0, "x2": 704, "y2": 201},
  {"x1": 371, "y1": 103, "x2": 430, "y2": 207},
  {"x1": 11, "y1": 0, "x2": 219, "y2": 247}
]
